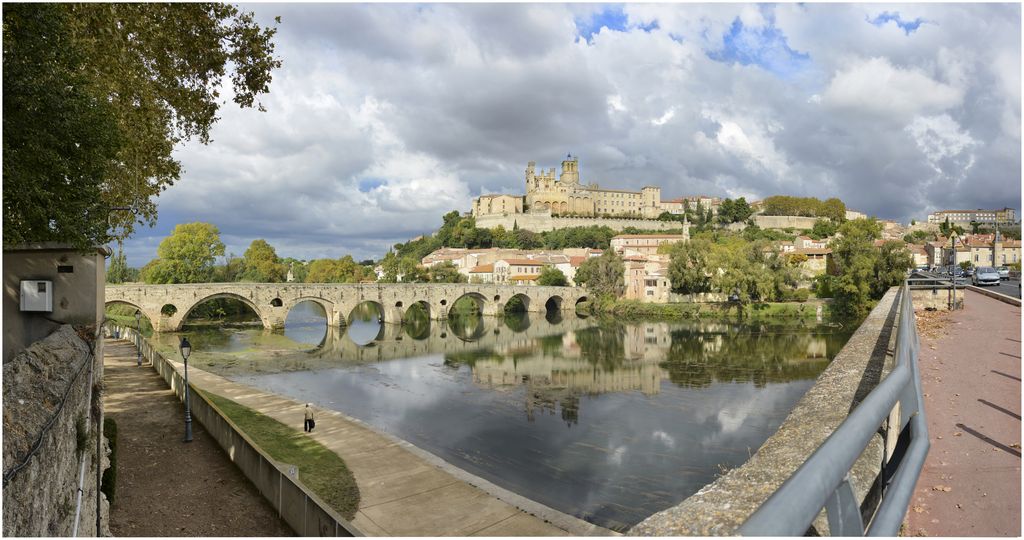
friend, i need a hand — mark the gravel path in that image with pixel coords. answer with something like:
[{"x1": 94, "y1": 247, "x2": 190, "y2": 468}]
[{"x1": 103, "y1": 339, "x2": 294, "y2": 536}]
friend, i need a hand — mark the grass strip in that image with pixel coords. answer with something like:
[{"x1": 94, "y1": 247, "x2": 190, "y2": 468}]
[{"x1": 202, "y1": 391, "x2": 360, "y2": 520}]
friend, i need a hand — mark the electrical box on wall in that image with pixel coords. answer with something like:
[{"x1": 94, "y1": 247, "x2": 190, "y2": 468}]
[{"x1": 20, "y1": 280, "x2": 53, "y2": 312}]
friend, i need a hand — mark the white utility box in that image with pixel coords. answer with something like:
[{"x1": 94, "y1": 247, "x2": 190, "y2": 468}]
[{"x1": 20, "y1": 280, "x2": 53, "y2": 312}]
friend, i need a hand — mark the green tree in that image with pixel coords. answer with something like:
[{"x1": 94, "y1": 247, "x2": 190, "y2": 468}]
[
  {"x1": 3, "y1": 3, "x2": 281, "y2": 248},
  {"x1": 667, "y1": 238, "x2": 713, "y2": 294},
  {"x1": 820, "y1": 198, "x2": 847, "y2": 222},
  {"x1": 107, "y1": 243, "x2": 132, "y2": 284},
  {"x1": 829, "y1": 218, "x2": 899, "y2": 318},
  {"x1": 810, "y1": 219, "x2": 838, "y2": 240},
  {"x1": 240, "y1": 239, "x2": 287, "y2": 282},
  {"x1": 3, "y1": 4, "x2": 121, "y2": 249},
  {"x1": 212, "y1": 254, "x2": 245, "y2": 282},
  {"x1": 429, "y1": 261, "x2": 467, "y2": 283},
  {"x1": 305, "y1": 256, "x2": 368, "y2": 283},
  {"x1": 537, "y1": 266, "x2": 569, "y2": 286},
  {"x1": 574, "y1": 250, "x2": 624, "y2": 300},
  {"x1": 141, "y1": 222, "x2": 225, "y2": 283},
  {"x1": 873, "y1": 241, "x2": 913, "y2": 298}
]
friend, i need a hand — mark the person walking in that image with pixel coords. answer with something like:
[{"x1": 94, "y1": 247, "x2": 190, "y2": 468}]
[{"x1": 303, "y1": 404, "x2": 315, "y2": 433}]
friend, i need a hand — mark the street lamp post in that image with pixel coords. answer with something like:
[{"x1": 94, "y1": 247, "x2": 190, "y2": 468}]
[
  {"x1": 180, "y1": 337, "x2": 193, "y2": 443},
  {"x1": 134, "y1": 310, "x2": 142, "y2": 366}
]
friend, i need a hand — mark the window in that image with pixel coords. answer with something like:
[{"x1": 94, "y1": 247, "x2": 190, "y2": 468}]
[{"x1": 646, "y1": 290, "x2": 654, "y2": 296}]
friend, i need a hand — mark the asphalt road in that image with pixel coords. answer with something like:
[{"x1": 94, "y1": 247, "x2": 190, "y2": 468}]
[{"x1": 977, "y1": 277, "x2": 1021, "y2": 298}]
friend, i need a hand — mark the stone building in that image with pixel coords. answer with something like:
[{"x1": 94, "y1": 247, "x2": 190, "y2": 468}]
[
  {"x1": 610, "y1": 232, "x2": 690, "y2": 257},
  {"x1": 472, "y1": 155, "x2": 664, "y2": 220},
  {"x1": 927, "y1": 208, "x2": 1017, "y2": 227}
]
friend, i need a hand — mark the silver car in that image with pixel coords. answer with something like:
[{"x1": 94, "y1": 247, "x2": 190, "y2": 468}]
[
  {"x1": 997, "y1": 266, "x2": 1010, "y2": 280},
  {"x1": 973, "y1": 267, "x2": 1001, "y2": 286}
]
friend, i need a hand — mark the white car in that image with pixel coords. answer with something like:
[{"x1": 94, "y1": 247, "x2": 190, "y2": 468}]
[
  {"x1": 973, "y1": 267, "x2": 1001, "y2": 286},
  {"x1": 997, "y1": 266, "x2": 1010, "y2": 280}
]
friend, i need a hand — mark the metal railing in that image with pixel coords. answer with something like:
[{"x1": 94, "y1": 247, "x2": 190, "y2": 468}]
[{"x1": 739, "y1": 281, "x2": 930, "y2": 536}]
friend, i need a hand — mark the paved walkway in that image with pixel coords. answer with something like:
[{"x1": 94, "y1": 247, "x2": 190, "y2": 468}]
[
  {"x1": 907, "y1": 290, "x2": 1021, "y2": 536},
  {"x1": 103, "y1": 340, "x2": 293, "y2": 536},
  {"x1": 168, "y1": 358, "x2": 609, "y2": 536}
]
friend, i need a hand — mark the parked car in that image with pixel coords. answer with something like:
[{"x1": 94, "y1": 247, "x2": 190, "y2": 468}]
[
  {"x1": 964, "y1": 267, "x2": 975, "y2": 277},
  {"x1": 997, "y1": 266, "x2": 1010, "y2": 280},
  {"x1": 974, "y1": 267, "x2": 1001, "y2": 286}
]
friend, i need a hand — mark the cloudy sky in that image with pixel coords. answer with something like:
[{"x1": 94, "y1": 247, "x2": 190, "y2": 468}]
[{"x1": 122, "y1": 3, "x2": 1022, "y2": 267}]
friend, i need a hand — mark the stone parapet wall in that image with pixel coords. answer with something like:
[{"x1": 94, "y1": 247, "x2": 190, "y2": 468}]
[
  {"x1": 753, "y1": 215, "x2": 819, "y2": 230},
  {"x1": 474, "y1": 213, "x2": 680, "y2": 233},
  {"x1": 2, "y1": 325, "x2": 108, "y2": 537},
  {"x1": 629, "y1": 288, "x2": 900, "y2": 535}
]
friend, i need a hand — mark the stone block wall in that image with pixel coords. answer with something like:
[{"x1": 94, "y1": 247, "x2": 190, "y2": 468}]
[
  {"x1": 2, "y1": 325, "x2": 109, "y2": 536},
  {"x1": 474, "y1": 213, "x2": 680, "y2": 233},
  {"x1": 752, "y1": 215, "x2": 819, "y2": 230}
]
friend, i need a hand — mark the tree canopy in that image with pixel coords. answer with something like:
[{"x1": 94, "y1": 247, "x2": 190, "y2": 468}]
[
  {"x1": 240, "y1": 239, "x2": 287, "y2": 282},
  {"x1": 141, "y1": 222, "x2": 225, "y2": 283},
  {"x1": 537, "y1": 266, "x2": 569, "y2": 286},
  {"x1": 575, "y1": 250, "x2": 624, "y2": 301},
  {"x1": 761, "y1": 195, "x2": 846, "y2": 221},
  {"x1": 829, "y1": 218, "x2": 911, "y2": 317},
  {"x1": 3, "y1": 3, "x2": 281, "y2": 248}
]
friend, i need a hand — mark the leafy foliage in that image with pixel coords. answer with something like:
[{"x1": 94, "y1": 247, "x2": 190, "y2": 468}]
[
  {"x1": 3, "y1": 3, "x2": 281, "y2": 248},
  {"x1": 240, "y1": 239, "x2": 287, "y2": 282},
  {"x1": 761, "y1": 195, "x2": 846, "y2": 221},
  {"x1": 717, "y1": 197, "x2": 753, "y2": 224},
  {"x1": 574, "y1": 250, "x2": 624, "y2": 301},
  {"x1": 829, "y1": 219, "x2": 911, "y2": 318},
  {"x1": 141, "y1": 222, "x2": 225, "y2": 283},
  {"x1": 305, "y1": 256, "x2": 371, "y2": 283},
  {"x1": 665, "y1": 232, "x2": 798, "y2": 302},
  {"x1": 106, "y1": 243, "x2": 139, "y2": 283},
  {"x1": 537, "y1": 266, "x2": 569, "y2": 286}
]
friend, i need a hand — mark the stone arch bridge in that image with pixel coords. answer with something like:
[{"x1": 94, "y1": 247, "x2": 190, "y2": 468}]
[{"x1": 105, "y1": 283, "x2": 587, "y2": 332}]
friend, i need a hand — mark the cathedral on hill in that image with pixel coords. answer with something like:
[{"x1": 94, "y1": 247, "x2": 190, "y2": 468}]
[{"x1": 472, "y1": 155, "x2": 664, "y2": 219}]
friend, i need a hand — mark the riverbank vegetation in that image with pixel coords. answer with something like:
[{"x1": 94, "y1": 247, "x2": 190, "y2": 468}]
[
  {"x1": 203, "y1": 391, "x2": 360, "y2": 520},
  {"x1": 576, "y1": 218, "x2": 910, "y2": 320}
]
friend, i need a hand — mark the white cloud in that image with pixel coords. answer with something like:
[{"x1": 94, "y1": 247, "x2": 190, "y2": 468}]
[
  {"x1": 905, "y1": 114, "x2": 977, "y2": 176},
  {"x1": 822, "y1": 57, "x2": 963, "y2": 118},
  {"x1": 121, "y1": 3, "x2": 1020, "y2": 267}
]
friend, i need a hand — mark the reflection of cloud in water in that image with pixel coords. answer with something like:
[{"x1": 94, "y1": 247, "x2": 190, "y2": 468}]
[
  {"x1": 608, "y1": 445, "x2": 628, "y2": 466},
  {"x1": 224, "y1": 318, "x2": 851, "y2": 532},
  {"x1": 652, "y1": 430, "x2": 676, "y2": 449}
]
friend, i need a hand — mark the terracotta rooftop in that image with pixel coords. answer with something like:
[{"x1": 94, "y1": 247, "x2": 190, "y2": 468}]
[
  {"x1": 499, "y1": 259, "x2": 545, "y2": 266},
  {"x1": 468, "y1": 264, "x2": 494, "y2": 273}
]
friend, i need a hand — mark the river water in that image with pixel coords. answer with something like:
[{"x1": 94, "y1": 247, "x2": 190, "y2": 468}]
[{"x1": 153, "y1": 302, "x2": 853, "y2": 532}]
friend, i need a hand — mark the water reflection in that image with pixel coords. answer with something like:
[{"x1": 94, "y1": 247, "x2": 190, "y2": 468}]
[{"x1": 153, "y1": 309, "x2": 853, "y2": 532}]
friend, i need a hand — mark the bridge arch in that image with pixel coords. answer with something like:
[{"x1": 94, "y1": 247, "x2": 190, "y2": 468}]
[
  {"x1": 347, "y1": 300, "x2": 384, "y2": 325},
  {"x1": 503, "y1": 293, "x2": 531, "y2": 314},
  {"x1": 544, "y1": 295, "x2": 564, "y2": 312},
  {"x1": 283, "y1": 296, "x2": 336, "y2": 328},
  {"x1": 173, "y1": 292, "x2": 269, "y2": 332},
  {"x1": 449, "y1": 292, "x2": 487, "y2": 319}
]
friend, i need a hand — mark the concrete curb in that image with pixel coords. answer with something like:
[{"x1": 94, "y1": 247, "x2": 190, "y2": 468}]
[{"x1": 965, "y1": 285, "x2": 1021, "y2": 306}]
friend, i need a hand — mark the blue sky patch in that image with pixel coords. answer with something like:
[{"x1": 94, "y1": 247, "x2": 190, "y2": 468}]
[
  {"x1": 358, "y1": 178, "x2": 387, "y2": 193},
  {"x1": 706, "y1": 12, "x2": 811, "y2": 80},
  {"x1": 867, "y1": 11, "x2": 927, "y2": 35},
  {"x1": 575, "y1": 5, "x2": 628, "y2": 43}
]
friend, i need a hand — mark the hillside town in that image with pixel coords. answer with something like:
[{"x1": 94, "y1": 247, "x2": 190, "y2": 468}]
[{"x1": 380, "y1": 202, "x2": 1021, "y2": 305}]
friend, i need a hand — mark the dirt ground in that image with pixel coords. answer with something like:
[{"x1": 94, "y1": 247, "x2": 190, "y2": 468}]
[{"x1": 103, "y1": 340, "x2": 294, "y2": 536}]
